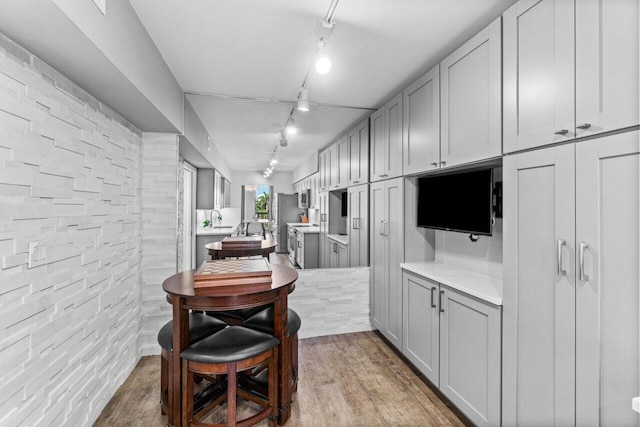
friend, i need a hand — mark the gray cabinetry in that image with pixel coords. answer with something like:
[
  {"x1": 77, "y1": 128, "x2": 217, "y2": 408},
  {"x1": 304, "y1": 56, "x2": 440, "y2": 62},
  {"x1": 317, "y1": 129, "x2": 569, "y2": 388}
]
[
  {"x1": 296, "y1": 231, "x2": 318, "y2": 269},
  {"x1": 318, "y1": 191, "x2": 329, "y2": 268},
  {"x1": 439, "y1": 286, "x2": 501, "y2": 427},
  {"x1": 503, "y1": 130, "x2": 640, "y2": 425},
  {"x1": 318, "y1": 149, "x2": 330, "y2": 192},
  {"x1": 503, "y1": 0, "x2": 638, "y2": 153},
  {"x1": 347, "y1": 118, "x2": 369, "y2": 186},
  {"x1": 370, "y1": 177, "x2": 404, "y2": 348},
  {"x1": 328, "y1": 238, "x2": 348, "y2": 269},
  {"x1": 402, "y1": 272, "x2": 439, "y2": 384},
  {"x1": 402, "y1": 65, "x2": 440, "y2": 175},
  {"x1": 347, "y1": 183, "x2": 368, "y2": 267},
  {"x1": 402, "y1": 270, "x2": 502, "y2": 427},
  {"x1": 370, "y1": 93, "x2": 402, "y2": 182},
  {"x1": 440, "y1": 17, "x2": 501, "y2": 167}
]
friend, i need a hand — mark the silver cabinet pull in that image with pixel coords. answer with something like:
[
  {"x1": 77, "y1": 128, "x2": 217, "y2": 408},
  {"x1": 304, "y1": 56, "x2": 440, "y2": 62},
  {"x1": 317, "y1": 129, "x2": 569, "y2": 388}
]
[
  {"x1": 579, "y1": 242, "x2": 589, "y2": 281},
  {"x1": 439, "y1": 290, "x2": 445, "y2": 313},
  {"x1": 297, "y1": 241, "x2": 301, "y2": 248},
  {"x1": 555, "y1": 129, "x2": 569, "y2": 135},
  {"x1": 576, "y1": 123, "x2": 591, "y2": 130},
  {"x1": 430, "y1": 287, "x2": 437, "y2": 308},
  {"x1": 352, "y1": 218, "x2": 357, "y2": 229},
  {"x1": 439, "y1": 161, "x2": 446, "y2": 166},
  {"x1": 353, "y1": 180, "x2": 359, "y2": 184},
  {"x1": 557, "y1": 239, "x2": 567, "y2": 276},
  {"x1": 379, "y1": 220, "x2": 384, "y2": 235},
  {"x1": 430, "y1": 162, "x2": 438, "y2": 167}
]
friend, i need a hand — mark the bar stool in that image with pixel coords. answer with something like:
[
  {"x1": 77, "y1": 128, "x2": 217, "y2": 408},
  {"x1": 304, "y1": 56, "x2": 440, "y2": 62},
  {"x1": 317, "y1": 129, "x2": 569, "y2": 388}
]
[
  {"x1": 244, "y1": 307, "x2": 301, "y2": 392},
  {"x1": 181, "y1": 326, "x2": 280, "y2": 427},
  {"x1": 157, "y1": 312, "x2": 227, "y2": 419},
  {"x1": 206, "y1": 306, "x2": 268, "y2": 326}
]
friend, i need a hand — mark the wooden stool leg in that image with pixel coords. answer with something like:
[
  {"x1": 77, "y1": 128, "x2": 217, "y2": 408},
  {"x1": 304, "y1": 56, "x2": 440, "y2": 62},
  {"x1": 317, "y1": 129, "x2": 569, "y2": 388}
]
[
  {"x1": 291, "y1": 333, "x2": 299, "y2": 393},
  {"x1": 160, "y1": 352, "x2": 168, "y2": 415},
  {"x1": 182, "y1": 359, "x2": 194, "y2": 427},
  {"x1": 269, "y1": 347, "x2": 278, "y2": 427},
  {"x1": 227, "y1": 361, "x2": 237, "y2": 427}
]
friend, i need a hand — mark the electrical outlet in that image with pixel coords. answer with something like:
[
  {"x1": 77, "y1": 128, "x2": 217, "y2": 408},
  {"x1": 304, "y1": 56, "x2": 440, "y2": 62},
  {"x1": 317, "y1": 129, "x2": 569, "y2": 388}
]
[
  {"x1": 92, "y1": 0, "x2": 106, "y2": 15},
  {"x1": 28, "y1": 241, "x2": 39, "y2": 268}
]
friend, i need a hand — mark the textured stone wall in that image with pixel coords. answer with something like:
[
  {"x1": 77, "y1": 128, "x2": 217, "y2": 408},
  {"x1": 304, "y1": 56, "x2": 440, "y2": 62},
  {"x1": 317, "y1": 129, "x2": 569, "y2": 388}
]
[
  {"x1": 0, "y1": 33, "x2": 143, "y2": 426},
  {"x1": 290, "y1": 267, "x2": 372, "y2": 339},
  {"x1": 140, "y1": 133, "x2": 178, "y2": 356}
]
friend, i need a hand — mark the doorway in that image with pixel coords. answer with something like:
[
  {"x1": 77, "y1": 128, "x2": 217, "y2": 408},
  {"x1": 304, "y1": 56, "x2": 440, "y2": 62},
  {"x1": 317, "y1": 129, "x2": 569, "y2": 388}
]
[{"x1": 182, "y1": 162, "x2": 197, "y2": 271}]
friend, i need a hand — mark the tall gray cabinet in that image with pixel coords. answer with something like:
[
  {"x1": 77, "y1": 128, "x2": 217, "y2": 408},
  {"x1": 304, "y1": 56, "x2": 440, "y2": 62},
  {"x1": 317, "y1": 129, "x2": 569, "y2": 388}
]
[
  {"x1": 503, "y1": 130, "x2": 640, "y2": 426},
  {"x1": 370, "y1": 177, "x2": 404, "y2": 348}
]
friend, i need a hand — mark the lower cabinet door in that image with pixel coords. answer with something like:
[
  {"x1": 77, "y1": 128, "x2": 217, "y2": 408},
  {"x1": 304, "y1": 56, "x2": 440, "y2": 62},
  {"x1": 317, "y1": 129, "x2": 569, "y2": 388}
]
[
  {"x1": 439, "y1": 286, "x2": 501, "y2": 427},
  {"x1": 402, "y1": 272, "x2": 439, "y2": 386}
]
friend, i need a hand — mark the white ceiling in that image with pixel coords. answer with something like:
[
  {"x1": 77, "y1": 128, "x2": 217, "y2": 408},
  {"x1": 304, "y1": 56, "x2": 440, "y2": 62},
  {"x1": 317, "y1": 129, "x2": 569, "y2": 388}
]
[{"x1": 129, "y1": 0, "x2": 515, "y2": 172}]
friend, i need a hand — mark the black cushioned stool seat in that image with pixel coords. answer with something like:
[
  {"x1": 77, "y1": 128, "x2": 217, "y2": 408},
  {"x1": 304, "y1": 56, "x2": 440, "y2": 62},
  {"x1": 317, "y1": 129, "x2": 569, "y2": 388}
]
[
  {"x1": 206, "y1": 305, "x2": 269, "y2": 326},
  {"x1": 243, "y1": 307, "x2": 301, "y2": 337},
  {"x1": 244, "y1": 307, "x2": 302, "y2": 392},
  {"x1": 157, "y1": 312, "x2": 227, "y2": 419},
  {"x1": 180, "y1": 326, "x2": 280, "y2": 427}
]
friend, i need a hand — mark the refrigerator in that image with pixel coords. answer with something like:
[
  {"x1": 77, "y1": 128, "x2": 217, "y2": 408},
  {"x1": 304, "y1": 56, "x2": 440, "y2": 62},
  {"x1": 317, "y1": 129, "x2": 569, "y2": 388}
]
[{"x1": 273, "y1": 193, "x2": 300, "y2": 253}]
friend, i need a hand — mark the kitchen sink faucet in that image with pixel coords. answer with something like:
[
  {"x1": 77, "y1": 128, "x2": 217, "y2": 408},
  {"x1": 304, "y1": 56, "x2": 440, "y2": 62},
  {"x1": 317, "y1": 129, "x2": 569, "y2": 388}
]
[{"x1": 210, "y1": 209, "x2": 222, "y2": 224}]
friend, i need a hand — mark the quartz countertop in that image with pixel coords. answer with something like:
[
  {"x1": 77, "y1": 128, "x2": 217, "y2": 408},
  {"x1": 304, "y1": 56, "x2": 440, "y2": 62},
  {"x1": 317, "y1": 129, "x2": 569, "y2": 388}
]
[
  {"x1": 400, "y1": 261, "x2": 503, "y2": 306},
  {"x1": 327, "y1": 234, "x2": 349, "y2": 245},
  {"x1": 196, "y1": 224, "x2": 236, "y2": 236},
  {"x1": 287, "y1": 223, "x2": 320, "y2": 234}
]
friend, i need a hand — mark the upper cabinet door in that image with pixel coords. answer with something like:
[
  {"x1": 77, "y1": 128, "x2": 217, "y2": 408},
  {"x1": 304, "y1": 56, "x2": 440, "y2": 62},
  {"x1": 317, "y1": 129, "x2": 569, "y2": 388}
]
[
  {"x1": 503, "y1": 0, "x2": 575, "y2": 153},
  {"x1": 403, "y1": 65, "x2": 440, "y2": 175},
  {"x1": 575, "y1": 0, "x2": 639, "y2": 137},
  {"x1": 335, "y1": 135, "x2": 349, "y2": 189},
  {"x1": 440, "y1": 17, "x2": 501, "y2": 167},
  {"x1": 370, "y1": 109, "x2": 385, "y2": 182},
  {"x1": 385, "y1": 93, "x2": 403, "y2": 180},
  {"x1": 348, "y1": 118, "x2": 369, "y2": 186},
  {"x1": 318, "y1": 149, "x2": 329, "y2": 192}
]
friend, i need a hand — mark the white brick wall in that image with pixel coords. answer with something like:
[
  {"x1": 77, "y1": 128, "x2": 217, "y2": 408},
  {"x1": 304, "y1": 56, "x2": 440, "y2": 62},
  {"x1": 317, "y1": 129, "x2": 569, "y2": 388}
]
[
  {"x1": 0, "y1": 33, "x2": 143, "y2": 426},
  {"x1": 289, "y1": 267, "x2": 373, "y2": 339},
  {"x1": 140, "y1": 133, "x2": 178, "y2": 356}
]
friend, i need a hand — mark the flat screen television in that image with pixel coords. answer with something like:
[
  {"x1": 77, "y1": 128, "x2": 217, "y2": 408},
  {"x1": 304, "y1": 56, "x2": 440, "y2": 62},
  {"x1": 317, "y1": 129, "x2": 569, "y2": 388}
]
[{"x1": 417, "y1": 168, "x2": 494, "y2": 235}]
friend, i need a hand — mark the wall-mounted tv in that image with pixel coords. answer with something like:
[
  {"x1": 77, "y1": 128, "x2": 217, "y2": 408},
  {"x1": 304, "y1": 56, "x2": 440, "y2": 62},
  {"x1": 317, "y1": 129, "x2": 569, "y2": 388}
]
[{"x1": 417, "y1": 168, "x2": 494, "y2": 235}]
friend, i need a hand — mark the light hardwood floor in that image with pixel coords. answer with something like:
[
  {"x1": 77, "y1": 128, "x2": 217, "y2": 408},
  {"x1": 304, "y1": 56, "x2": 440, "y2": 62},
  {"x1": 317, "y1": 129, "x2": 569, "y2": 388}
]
[{"x1": 93, "y1": 331, "x2": 467, "y2": 426}]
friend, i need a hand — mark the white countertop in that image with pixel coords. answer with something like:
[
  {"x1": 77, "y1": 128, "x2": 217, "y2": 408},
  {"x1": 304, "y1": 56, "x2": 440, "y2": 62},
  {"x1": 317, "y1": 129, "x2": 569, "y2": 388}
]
[
  {"x1": 400, "y1": 262, "x2": 503, "y2": 306},
  {"x1": 633, "y1": 397, "x2": 639, "y2": 413},
  {"x1": 196, "y1": 224, "x2": 236, "y2": 236},
  {"x1": 287, "y1": 223, "x2": 320, "y2": 234},
  {"x1": 327, "y1": 234, "x2": 349, "y2": 245}
]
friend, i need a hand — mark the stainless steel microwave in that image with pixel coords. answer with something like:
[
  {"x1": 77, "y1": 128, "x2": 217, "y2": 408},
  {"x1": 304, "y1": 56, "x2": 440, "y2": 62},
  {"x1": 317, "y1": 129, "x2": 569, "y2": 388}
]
[{"x1": 298, "y1": 189, "x2": 310, "y2": 209}]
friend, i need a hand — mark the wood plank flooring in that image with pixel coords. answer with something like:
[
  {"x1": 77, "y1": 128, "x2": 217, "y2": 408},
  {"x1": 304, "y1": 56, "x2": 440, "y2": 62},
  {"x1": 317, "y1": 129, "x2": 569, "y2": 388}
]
[{"x1": 93, "y1": 331, "x2": 467, "y2": 426}]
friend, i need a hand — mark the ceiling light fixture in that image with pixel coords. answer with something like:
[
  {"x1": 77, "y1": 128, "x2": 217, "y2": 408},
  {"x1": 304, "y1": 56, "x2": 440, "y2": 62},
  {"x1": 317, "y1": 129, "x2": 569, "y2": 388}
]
[
  {"x1": 285, "y1": 117, "x2": 297, "y2": 135},
  {"x1": 315, "y1": 40, "x2": 332, "y2": 75},
  {"x1": 297, "y1": 88, "x2": 310, "y2": 112}
]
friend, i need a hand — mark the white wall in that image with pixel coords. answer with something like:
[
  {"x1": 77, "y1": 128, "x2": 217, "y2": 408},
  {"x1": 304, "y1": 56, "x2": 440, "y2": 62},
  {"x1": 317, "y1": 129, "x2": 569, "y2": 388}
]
[{"x1": 0, "y1": 33, "x2": 144, "y2": 426}]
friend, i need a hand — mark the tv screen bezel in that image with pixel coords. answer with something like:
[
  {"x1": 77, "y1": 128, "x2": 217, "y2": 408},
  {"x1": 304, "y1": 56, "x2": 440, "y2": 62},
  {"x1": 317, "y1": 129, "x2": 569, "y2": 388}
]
[{"x1": 416, "y1": 168, "x2": 494, "y2": 236}]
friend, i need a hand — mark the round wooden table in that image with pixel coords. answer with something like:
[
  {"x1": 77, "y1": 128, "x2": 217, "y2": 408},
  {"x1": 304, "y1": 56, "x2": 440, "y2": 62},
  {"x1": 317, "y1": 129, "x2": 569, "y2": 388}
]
[
  {"x1": 205, "y1": 238, "x2": 278, "y2": 260},
  {"x1": 162, "y1": 264, "x2": 298, "y2": 426}
]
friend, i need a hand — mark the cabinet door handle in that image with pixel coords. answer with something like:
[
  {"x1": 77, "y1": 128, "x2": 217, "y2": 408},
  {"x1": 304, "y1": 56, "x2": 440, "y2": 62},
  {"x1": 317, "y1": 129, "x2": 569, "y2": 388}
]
[
  {"x1": 439, "y1": 290, "x2": 445, "y2": 313},
  {"x1": 554, "y1": 129, "x2": 569, "y2": 135},
  {"x1": 353, "y1": 180, "x2": 359, "y2": 184},
  {"x1": 352, "y1": 218, "x2": 357, "y2": 229},
  {"x1": 298, "y1": 241, "x2": 301, "y2": 248},
  {"x1": 579, "y1": 242, "x2": 589, "y2": 281},
  {"x1": 334, "y1": 243, "x2": 338, "y2": 253},
  {"x1": 439, "y1": 161, "x2": 446, "y2": 166},
  {"x1": 379, "y1": 220, "x2": 384, "y2": 235},
  {"x1": 557, "y1": 239, "x2": 566, "y2": 276},
  {"x1": 430, "y1": 287, "x2": 437, "y2": 308},
  {"x1": 430, "y1": 162, "x2": 438, "y2": 167},
  {"x1": 576, "y1": 123, "x2": 591, "y2": 130}
]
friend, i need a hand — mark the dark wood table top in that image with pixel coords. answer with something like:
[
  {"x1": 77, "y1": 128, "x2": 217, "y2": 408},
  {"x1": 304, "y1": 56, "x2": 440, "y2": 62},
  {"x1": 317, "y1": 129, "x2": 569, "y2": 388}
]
[
  {"x1": 162, "y1": 263, "x2": 297, "y2": 298},
  {"x1": 204, "y1": 238, "x2": 277, "y2": 252}
]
